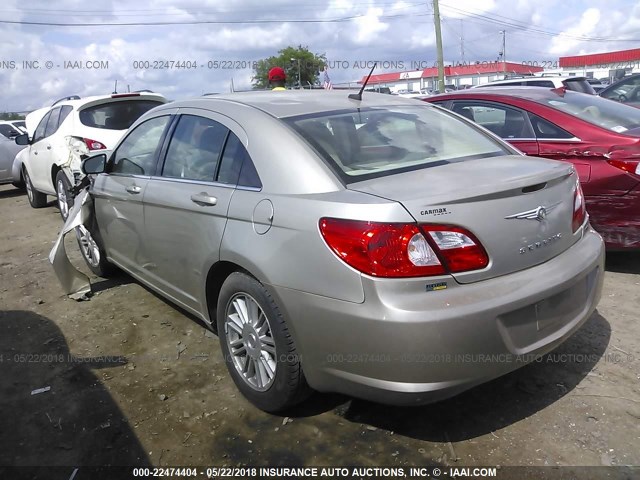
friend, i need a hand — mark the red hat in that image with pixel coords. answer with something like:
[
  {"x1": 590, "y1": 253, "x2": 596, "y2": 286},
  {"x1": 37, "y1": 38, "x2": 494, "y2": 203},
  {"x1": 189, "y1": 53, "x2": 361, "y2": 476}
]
[{"x1": 268, "y1": 67, "x2": 286, "y2": 82}]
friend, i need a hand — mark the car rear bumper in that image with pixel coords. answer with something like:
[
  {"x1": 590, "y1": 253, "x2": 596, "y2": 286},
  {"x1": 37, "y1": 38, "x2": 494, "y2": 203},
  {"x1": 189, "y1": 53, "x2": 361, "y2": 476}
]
[
  {"x1": 587, "y1": 188, "x2": 640, "y2": 250},
  {"x1": 269, "y1": 227, "x2": 605, "y2": 406}
]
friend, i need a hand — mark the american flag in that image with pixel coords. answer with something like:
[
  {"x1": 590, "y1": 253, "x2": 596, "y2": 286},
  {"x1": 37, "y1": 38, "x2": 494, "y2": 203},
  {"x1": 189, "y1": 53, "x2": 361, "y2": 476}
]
[{"x1": 322, "y1": 66, "x2": 332, "y2": 90}]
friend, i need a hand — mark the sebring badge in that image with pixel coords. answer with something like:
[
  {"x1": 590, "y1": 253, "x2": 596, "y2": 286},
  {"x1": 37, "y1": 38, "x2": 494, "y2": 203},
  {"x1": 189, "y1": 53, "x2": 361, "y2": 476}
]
[{"x1": 505, "y1": 202, "x2": 560, "y2": 222}]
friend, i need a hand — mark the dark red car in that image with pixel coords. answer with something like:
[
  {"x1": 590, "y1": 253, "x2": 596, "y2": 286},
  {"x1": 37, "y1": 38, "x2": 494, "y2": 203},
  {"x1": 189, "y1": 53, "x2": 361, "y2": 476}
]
[{"x1": 425, "y1": 87, "x2": 640, "y2": 250}]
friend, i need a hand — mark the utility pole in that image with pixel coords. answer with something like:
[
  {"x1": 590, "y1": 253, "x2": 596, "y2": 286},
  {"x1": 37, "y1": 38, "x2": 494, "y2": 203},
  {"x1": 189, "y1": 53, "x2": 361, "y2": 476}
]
[
  {"x1": 460, "y1": 20, "x2": 464, "y2": 63},
  {"x1": 500, "y1": 30, "x2": 506, "y2": 73},
  {"x1": 433, "y1": 0, "x2": 445, "y2": 93}
]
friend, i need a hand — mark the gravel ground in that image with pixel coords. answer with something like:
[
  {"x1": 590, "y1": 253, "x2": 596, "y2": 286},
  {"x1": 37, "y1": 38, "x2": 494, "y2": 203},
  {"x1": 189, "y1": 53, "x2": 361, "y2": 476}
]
[{"x1": 0, "y1": 184, "x2": 638, "y2": 478}]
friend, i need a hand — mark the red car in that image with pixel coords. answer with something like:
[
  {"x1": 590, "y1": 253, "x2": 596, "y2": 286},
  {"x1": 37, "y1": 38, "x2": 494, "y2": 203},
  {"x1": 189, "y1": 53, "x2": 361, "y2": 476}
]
[{"x1": 425, "y1": 87, "x2": 640, "y2": 250}]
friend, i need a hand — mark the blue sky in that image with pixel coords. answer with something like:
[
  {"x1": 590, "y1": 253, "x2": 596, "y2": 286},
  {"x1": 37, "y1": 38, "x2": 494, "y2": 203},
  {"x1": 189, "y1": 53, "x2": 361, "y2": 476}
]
[{"x1": 1, "y1": 0, "x2": 639, "y2": 111}]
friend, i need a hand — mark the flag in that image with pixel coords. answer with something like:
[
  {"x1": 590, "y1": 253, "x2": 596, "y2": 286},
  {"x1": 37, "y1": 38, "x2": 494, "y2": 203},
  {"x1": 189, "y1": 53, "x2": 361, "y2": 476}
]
[{"x1": 322, "y1": 66, "x2": 333, "y2": 90}]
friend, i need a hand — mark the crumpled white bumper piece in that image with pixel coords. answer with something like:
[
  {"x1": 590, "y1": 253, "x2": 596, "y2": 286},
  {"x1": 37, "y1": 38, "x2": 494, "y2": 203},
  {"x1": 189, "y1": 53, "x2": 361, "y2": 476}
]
[{"x1": 49, "y1": 188, "x2": 92, "y2": 300}]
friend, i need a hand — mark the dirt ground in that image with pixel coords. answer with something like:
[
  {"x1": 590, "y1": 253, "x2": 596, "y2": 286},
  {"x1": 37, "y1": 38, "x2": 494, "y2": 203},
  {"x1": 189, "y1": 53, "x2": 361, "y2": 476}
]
[{"x1": 0, "y1": 184, "x2": 639, "y2": 477}]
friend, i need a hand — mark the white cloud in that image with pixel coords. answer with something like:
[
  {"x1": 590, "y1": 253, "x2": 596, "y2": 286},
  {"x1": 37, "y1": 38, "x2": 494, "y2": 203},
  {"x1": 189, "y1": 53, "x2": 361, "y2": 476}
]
[
  {"x1": 353, "y1": 8, "x2": 389, "y2": 44},
  {"x1": 549, "y1": 8, "x2": 601, "y2": 55}
]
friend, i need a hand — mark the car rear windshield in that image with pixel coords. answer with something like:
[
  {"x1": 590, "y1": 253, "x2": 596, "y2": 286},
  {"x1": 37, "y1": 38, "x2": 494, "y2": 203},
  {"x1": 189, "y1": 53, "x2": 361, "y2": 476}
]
[
  {"x1": 79, "y1": 100, "x2": 164, "y2": 130},
  {"x1": 285, "y1": 105, "x2": 510, "y2": 182},
  {"x1": 542, "y1": 92, "x2": 640, "y2": 133}
]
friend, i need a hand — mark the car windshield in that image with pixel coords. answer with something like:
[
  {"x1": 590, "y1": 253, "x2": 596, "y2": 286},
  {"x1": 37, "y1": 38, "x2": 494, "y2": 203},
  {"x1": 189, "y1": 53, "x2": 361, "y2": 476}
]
[
  {"x1": 541, "y1": 92, "x2": 640, "y2": 133},
  {"x1": 285, "y1": 105, "x2": 509, "y2": 182},
  {"x1": 79, "y1": 100, "x2": 163, "y2": 130}
]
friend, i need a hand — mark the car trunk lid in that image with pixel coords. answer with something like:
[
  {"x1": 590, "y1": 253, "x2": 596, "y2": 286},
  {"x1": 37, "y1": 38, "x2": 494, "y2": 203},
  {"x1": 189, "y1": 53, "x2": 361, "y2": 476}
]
[{"x1": 348, "y1": 155, "x2": 579, "y2": 283}]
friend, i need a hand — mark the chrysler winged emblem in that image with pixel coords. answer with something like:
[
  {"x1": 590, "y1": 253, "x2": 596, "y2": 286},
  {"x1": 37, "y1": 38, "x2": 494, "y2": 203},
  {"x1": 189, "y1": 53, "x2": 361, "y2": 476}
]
[{"x1": 505, "y1": 202, "x2": 560, "y2": 222}]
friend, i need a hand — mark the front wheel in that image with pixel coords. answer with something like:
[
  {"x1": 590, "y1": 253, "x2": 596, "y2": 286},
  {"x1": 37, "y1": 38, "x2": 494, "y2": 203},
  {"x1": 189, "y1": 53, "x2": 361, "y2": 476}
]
[
  {"x1": 23, "y1": 167, "x2": 48, "y2": 208},
  {"x1": 75, "y1": 223, "x2": 115, "y2": 277},
  {"x1": 217, "y1": 272, "x2": 311, "y2": 412}
]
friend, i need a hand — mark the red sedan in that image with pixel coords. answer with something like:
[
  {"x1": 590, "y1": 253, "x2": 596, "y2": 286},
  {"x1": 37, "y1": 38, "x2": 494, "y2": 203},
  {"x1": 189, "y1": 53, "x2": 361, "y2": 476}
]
[{"x1": 425, "y1": 87, "x2": 640, "y2": 250}]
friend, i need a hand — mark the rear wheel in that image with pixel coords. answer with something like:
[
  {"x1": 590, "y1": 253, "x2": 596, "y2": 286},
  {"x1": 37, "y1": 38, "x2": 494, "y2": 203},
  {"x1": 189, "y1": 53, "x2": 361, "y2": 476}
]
[
  {"x1": 23, "y1": 167, "x2": 47, "y2": 208},
  {"x1": 217, "y1": 272, "x2": 311, "y2": 412},
  {"x1": 55, "y1": 170, "x2": 73, "y2": 221},
  {"x1": 75, "y1": 222, "x2": 115, "y2": 277}
]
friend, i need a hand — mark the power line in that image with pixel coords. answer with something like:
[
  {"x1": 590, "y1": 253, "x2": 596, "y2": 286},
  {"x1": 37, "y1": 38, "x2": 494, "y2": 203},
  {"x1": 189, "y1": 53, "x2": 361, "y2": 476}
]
[
  {"x1": 0, "y1": 11, "x2": 431, "y2": 27},
  {"x1": 439, "y1": 2, "x2": 640, "y2": 42}
]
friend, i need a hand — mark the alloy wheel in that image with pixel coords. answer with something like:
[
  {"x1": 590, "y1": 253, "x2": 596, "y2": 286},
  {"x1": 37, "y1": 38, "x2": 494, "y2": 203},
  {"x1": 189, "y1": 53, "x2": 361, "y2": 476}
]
[
  {"x1": 224, "y1": 293, "x2": 277, "y2": 391},
  {"x1": 75, "y1": 225, "x2": 100, "y2": 267},
  {"x1": 57, "y1": 179, "x2": 69, "y2": 219}
]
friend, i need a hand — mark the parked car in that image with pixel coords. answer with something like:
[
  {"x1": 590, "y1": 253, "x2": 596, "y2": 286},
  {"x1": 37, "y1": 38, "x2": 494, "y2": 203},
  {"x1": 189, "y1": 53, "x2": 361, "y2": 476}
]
[
  {"x1": 599, "y1": 73, "x2": 640, "y2": 108},
  {"x1": 15, "y1": 92, "x2": 167, "y2": 219},
  {"x1": 0, "y1": 121, "x2": 25, "y2": 139},
  {"x1": 425, "y1": 87, "x2": 640, "y2": 249},
  {"x1": 0, "y1": 135, "x2": 26, "y2": 188},
  {"x1": 475, "y1": 76, "x2": 596, "y2": 94},
  {"x1": 73, "y1": 91, "x2": 603, "y2": 411}
]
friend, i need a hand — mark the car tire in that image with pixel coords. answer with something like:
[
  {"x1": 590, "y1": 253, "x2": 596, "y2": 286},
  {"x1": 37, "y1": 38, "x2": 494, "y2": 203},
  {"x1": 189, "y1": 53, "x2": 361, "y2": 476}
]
[
  {"x1": 75, "y1": 219, "x2": 115, "y2": 278},
  {"x1": 23, "y1": 166, "x2": 47, "y2": 208},
  {"x1": 55, "y1": 170, "x2": 73, "y2": 221},
  {"x1": 217, "y1": 272, "x2": 311, "y2": 412}
]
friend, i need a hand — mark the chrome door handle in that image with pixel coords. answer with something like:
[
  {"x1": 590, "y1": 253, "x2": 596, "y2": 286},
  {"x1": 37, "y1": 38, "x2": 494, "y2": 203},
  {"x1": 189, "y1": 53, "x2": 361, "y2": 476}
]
[
  {"x1": 125, "y1": 185, "x2": 142, "y2": 194},
  {"x1": 191, "y1": 192, "x2": 217, "y2": 206}
]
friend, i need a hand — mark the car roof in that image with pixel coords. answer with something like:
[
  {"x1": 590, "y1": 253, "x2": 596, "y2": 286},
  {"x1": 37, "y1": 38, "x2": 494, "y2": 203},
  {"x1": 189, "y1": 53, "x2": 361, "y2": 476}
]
[
  {"x1": 430, "y1": 86, "x2": 581, "y2": 102},
  {"x1": 52, "y1": 92, "x2": 167, "y2": 109},
  {"x1": 165, "y1": 90, "x2": 433, "y2": 119}
]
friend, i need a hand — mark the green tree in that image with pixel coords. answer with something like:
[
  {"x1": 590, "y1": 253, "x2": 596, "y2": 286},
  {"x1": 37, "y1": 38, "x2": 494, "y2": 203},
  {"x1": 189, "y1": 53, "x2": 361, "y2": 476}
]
[
  {"x1": 252, "y1": 45, "x2": 326, "y2": 89},
  {"x1": 0, "y1": 112, "x2": 25, "y2": 120}
]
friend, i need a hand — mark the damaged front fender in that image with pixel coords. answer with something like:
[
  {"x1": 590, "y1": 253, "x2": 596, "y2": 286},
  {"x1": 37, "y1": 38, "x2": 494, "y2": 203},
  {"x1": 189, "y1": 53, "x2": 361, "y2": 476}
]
[{"x1": 49, "y1": 187, "x2": 93, "y2": 300}]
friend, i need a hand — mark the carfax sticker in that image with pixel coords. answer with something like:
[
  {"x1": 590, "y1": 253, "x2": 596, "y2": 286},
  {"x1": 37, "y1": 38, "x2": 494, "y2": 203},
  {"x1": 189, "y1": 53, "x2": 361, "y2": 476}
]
[{"x1": 426, "y1": 282, "x2": 447, "y2": 292}]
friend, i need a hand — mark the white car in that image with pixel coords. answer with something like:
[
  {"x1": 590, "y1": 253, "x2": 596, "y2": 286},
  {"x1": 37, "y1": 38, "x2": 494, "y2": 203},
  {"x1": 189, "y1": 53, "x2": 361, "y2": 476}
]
[
  {"x1": 474, "y1": 76, "x2": 596, "y2": 94},
  {"x1": 16, "y1": 92, "x2": 167, "y2": 219},
  {"x1": 0, "y1": 120, "x2": 27, "y2": 139}
]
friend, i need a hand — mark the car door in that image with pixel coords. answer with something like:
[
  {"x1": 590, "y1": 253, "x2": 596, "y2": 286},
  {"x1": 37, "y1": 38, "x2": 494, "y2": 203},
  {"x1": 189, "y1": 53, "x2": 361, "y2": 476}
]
[
  {"x1": 141, "y1": 111, "x2": 243, "y2": 313},
  {"x1": 526, "y1": 113, "x2": 597, "y2": 194},
  {"x1": 91, "y1": 114, "x2": 173, "y2": 277},
  {"x1": 449, "y1": 101, "x2": 539, "y2": 155},
  {"x1": 26, "y1": 109, "x2": 54, "y2": 192}
]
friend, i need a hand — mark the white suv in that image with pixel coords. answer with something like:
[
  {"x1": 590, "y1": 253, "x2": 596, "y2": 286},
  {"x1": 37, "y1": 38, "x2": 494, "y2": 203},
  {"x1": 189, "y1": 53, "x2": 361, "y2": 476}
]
[
  {"x1": 15, "y1": 92, "x2": 167, "y2": 219},
  {"x1": 475, "y1": 76, "x2": 596, "y2": 94}
]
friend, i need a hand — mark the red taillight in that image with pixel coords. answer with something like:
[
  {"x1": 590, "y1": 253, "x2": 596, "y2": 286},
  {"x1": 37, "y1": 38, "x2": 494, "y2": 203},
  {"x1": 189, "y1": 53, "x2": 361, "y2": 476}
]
[
  {"x1": 421, "y1": 225, "x2": 489, "y2": 273},
  {"x1": 572, "y1": 179, "x2": 587, "y2": 233},
  {"x1": 83, "y1": 138, "x2": 107, "y2": 151},
  {"x1": 607, "y1": 146, "x2": 640, "y2": 176},
  {"x1": 607, "y1": 159, "x2": 640, "y2": 176},
  {"x1": 111, "y1": 93, "x2": 141, "y2": 98},
  {"x1": 319, "y1": 218, "x2": 488, "y2": 278}
]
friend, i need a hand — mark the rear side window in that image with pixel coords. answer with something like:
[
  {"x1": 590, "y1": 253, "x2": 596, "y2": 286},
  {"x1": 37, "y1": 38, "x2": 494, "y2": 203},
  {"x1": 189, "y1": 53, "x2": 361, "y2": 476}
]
[
  {"x1": 162, "y1": 115, "x2": 228, "y2": 182},
  {"x1": 528, "y1": 114, "x2": 574, "y2": 139},
  {"x1": 44, "y1": 107, "x2": 61, "y2": 138},
  {"x1": 217, "y1": 133, "x2": 261, "y2": 188},
  {"x1": 111, "y1": 116, "x2": 170, "y2": 175},
  {"x1": 79, "y1": 100, "x2": 163, "y2": 130},
  {"x1": 58, "y1": 105, "x2": 73, "y2": 127},
  {"x1": 32, "y1": 111, "x2": 52, "y2": 143}
]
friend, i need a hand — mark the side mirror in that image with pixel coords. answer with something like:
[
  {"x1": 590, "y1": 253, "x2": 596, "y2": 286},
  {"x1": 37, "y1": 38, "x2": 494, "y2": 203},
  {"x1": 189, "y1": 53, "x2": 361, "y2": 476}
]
[
  {"x1": 82, "y1": 153, "x2": 107, "y2": 175},
  {"x1": 14, "y1": 133, "x2": 30, "y2": 146}
]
